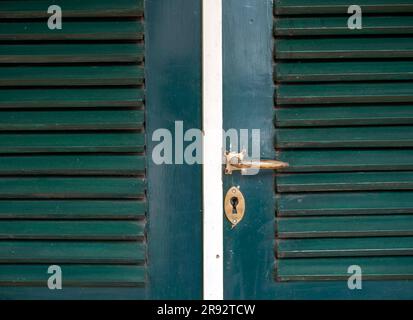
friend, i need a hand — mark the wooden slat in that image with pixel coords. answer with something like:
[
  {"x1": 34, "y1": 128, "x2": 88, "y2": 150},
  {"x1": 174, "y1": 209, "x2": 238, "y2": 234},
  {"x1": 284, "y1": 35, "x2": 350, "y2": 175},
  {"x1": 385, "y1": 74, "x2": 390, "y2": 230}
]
[
  {"x1": 0, "y1": 155, "x2": 144, "y2": 175},
  {"x1": 275, "y1": 61, "x2": 413, "y2": 82},
  {"x1": 278, "y1": 237, "x2": 413, "y2": 258},
  {"x1": 0, "y1": 110, "x2": 144, "y2": 131},
  {"x1": 0, "y1": 21, "x2": 143, "y2": 41},
  {"x1": 274, "y1": 0, "x2": 413, "y2": 15},
  {"x1": 277, "y1": 215, "x2": 413, "y2": 238},
  {"x1": 0, "y1": 178, "x2": 144, "y2": 199},
  {"x1": 0, "y1": 221, "x2": 144, "y2": 240},
  {"x1": 0, "y1": 133, "x2": 144, "y2": 153},
  {"x1": 0, "y1": 0, "x2": 143, "y2": 18},
  {"x1": 277, "y1": 172, "x2": 413, "y2": 192},
  {"x1": 275, "y1": 16, "x2": 413, "y2": 36},
  {"x1": 275, "y1": 38, "x2": 413, "y2": 59},
  {"x1": 276, "y1": 83, "x2": 413, "y2": 104},
  {"x1": 0, "y1": 287, "x2": 145, "y2": 300},
  {"x1": 0, "y1": 241, "x2": 144, "y2": 263},
  {"x1": 0, "y1": 44, "x2": 143, "y2": 63},
  {"x1": 0, "y1": 66, "x2": 144, "y2": 86},
  {"x1": 0, "y1": 200, "x2": 145, "y2": 219},
  {"x1": 0, "y1": 88, "x2": 143, "y2": 108},
  {"x1": 275, "y1": 106, "x2": 413, "y2": 127},
  {"x1": 277, "y1": 149, "x2": 413, "y2": 172},
  {"x1": 277, "y1": 257, "x2": 413, "y2": 281},
  {"x1": 0, "y1": 265, "x2": 145, "y2": 287},
  {"x1": 275, "y1": 126, "x2": 413, "y2": 148},
  {"x1": 277, "y1": 191, "x2": 413, "y2": 216}
]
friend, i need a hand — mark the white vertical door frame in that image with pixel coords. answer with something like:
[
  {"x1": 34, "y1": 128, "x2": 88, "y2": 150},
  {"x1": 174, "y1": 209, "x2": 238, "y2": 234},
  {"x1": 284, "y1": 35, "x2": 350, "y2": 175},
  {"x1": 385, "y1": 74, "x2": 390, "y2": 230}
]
[{"x1": 202, "y1": 0, "x2": 224, "y2": 300}]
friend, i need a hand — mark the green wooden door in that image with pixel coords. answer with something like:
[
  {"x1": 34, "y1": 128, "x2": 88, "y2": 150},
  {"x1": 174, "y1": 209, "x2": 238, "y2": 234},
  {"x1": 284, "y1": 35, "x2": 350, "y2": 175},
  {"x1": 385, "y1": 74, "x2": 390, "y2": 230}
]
[
  {"x1": 0, "y1": 0, "x2": 202, "y2": 300},
  {"x1": 223, "y1": 0, "x2": 413, "y2": 299}
]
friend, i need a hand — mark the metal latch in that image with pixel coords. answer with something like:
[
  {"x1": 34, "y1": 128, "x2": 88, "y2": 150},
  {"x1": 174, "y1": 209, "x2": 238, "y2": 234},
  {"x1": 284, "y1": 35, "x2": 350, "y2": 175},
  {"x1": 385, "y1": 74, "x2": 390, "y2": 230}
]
[{"x1": 224, "y1": 150, "x2": 289, "y2": 175}]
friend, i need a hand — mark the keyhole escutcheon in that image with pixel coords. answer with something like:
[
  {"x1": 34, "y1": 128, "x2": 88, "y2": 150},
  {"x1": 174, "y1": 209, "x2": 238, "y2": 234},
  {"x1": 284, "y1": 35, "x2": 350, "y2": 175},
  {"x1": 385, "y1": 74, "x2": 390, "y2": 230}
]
[{"x1": 224, "y1": 187, "x2": 246, "y2": 227}]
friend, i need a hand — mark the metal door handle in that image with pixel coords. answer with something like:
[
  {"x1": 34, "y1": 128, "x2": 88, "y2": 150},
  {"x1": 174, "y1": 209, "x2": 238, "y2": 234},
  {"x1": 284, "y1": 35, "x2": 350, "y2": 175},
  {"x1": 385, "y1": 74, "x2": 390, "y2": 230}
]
[{"x1": 224, "y1": 150, "x2": 289, "y2": 175}]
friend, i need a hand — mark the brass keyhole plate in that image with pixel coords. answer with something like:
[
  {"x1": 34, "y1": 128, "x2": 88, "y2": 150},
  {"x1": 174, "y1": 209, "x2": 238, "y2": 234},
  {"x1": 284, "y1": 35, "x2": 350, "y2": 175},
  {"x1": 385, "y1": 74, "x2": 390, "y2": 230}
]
[{"x1": 224, "y1": 187, "x2": 245, "y2": 228}]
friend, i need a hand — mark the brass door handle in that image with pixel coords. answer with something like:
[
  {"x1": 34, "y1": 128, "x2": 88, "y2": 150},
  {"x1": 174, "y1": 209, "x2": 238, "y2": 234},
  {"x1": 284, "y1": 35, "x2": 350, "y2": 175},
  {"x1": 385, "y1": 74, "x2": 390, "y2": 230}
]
[{"x1": 224, "y1": 150, "x2": 289, "y2": 175}]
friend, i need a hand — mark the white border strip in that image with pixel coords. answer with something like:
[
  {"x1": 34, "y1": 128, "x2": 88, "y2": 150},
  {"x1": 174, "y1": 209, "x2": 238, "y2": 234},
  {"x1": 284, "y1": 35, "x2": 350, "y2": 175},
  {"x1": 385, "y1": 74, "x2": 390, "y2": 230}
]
[{"x1": 202, "y1": 0, "x2": 224, "y2": 300}]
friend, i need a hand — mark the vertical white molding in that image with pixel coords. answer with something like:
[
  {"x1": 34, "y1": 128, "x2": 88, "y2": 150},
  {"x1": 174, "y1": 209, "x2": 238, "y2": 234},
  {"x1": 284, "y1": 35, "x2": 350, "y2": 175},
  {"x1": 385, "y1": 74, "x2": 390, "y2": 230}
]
[{"x1": 202, "y1": 0, "x2": 224, "y2": 300}]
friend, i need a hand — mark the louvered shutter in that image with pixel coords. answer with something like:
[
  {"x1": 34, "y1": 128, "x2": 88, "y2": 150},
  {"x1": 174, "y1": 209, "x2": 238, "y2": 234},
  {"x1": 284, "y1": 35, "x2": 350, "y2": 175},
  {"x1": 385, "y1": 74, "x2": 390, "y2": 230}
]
[
  {"x1": 274, "y1": 0, "x2": 413, "y2": 280},
  {"x1": 0, "y1": 1, "x2": 146, "y2": 296}
]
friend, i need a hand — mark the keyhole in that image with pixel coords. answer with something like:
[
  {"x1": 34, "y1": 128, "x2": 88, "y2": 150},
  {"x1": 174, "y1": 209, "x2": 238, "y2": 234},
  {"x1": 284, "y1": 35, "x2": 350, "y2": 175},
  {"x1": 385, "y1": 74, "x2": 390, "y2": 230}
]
[{"x1": 230, "y1": 197, "x2": 239, "y2": 214}]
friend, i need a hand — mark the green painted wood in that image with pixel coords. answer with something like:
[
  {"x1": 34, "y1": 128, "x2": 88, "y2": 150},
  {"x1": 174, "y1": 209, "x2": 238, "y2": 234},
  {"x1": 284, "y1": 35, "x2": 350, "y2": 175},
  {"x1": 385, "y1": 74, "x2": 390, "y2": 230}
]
[
  {"x1": 0, "y1": 155, "x2": 144, "y2": 175},
  {"x1": 0, "y1": 265, "x2": 145, "y2": 287},
  {"x1": 275, "y1": 38, "x2": 413, "y2": 59},
  {"x1": 0, "y1": 241, "x2": 144, "y2": 263},
  {"x1": 0, "y1": 88, "x2": 143, "y2": 108},
  {"x1": 0, "y1": 110, "x2": 143, "y2": 130},
  {"x1": 0, "y1": 178, "x2": 144, "y2": 199},
  {"x1": 278, "y1": 237, "x2": 413, "y2": 258},
  {"x1": 0, "y1": 44, "x2": 143, "y2": 63},
  {"x1": 224, "y1": 0, "x2": 413, "y2": 299},
  {"x1": 275, "y1": 106, "x2": 413, "y2": 127},
  {"x1": 276, "y1": 83, "x2": 413, "y2": 104},
  {"x1": 277, "y1": 256, "x2": 413, "y2": 281},
  {"x1": 276, "y1": 149, "x2": 413, "y2": 172},
  {"x1": 0, "y1": 287, "x2": 145, "y2": 300},
  {"x1": 274, "y1": 0, "x2": 413, "y2": 15},
  {"x1": 0, "y1": 133, "x2": 144, "y2": 153},
  {"x1": 277, "y1": 191, "x2": 413, "y2": 216},
  {"x1": 0, "y1": 200, "x2": 145, "y2": 219},
  {"x1": 0, "y1": 0, "x2": 143, "y2": 18},
  {"x1": 276, "y1": 126, "x2": 413, "y2": 148},
  {"x1": 0, "y1": 221, "x2": 144, "y2": 240},
  {"x1": 277, "y1": 215, "x2": 413, "y2": 238},
  {"x1": 0, "y1": 21, "x2": 143, "y2": 41},
  {"x1": 277, "y1": 171, "x2": 413, "y2": 192},
  {"x1": 275, "y1": 16, "x2": 413, "y2": 36},
  {"x1": 0, "y1": 0, "x2": 150, "y2": 299},
  {"x1": 0, "y1": 66, "x2": 144, "y2": 86},
  {"x1": 273, "y1": 0, "x2": 413, "y2": 291},
  {"x1": 145, "y1": 0, "x2": 202, "y2": 300},
  {"x1": 275, "y1": 62, "x2": 413, "y2": 82}
]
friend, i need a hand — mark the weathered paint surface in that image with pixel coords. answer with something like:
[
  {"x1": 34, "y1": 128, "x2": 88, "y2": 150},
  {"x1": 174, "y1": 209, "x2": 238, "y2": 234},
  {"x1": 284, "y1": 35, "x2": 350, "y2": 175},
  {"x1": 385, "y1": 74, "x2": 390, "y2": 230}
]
[
  {"x1": 224, "y1": 0, "x2": 413, "y2": 299},
  {"x1": 0, "y1": 0, "x2": 146, "y2": 300},
  {"x1": 0, "y1": 0, "x2": 202, "y2": 300},
  {"x1": 146, "y1": 0, "x2": 203, "y2": 300}
]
